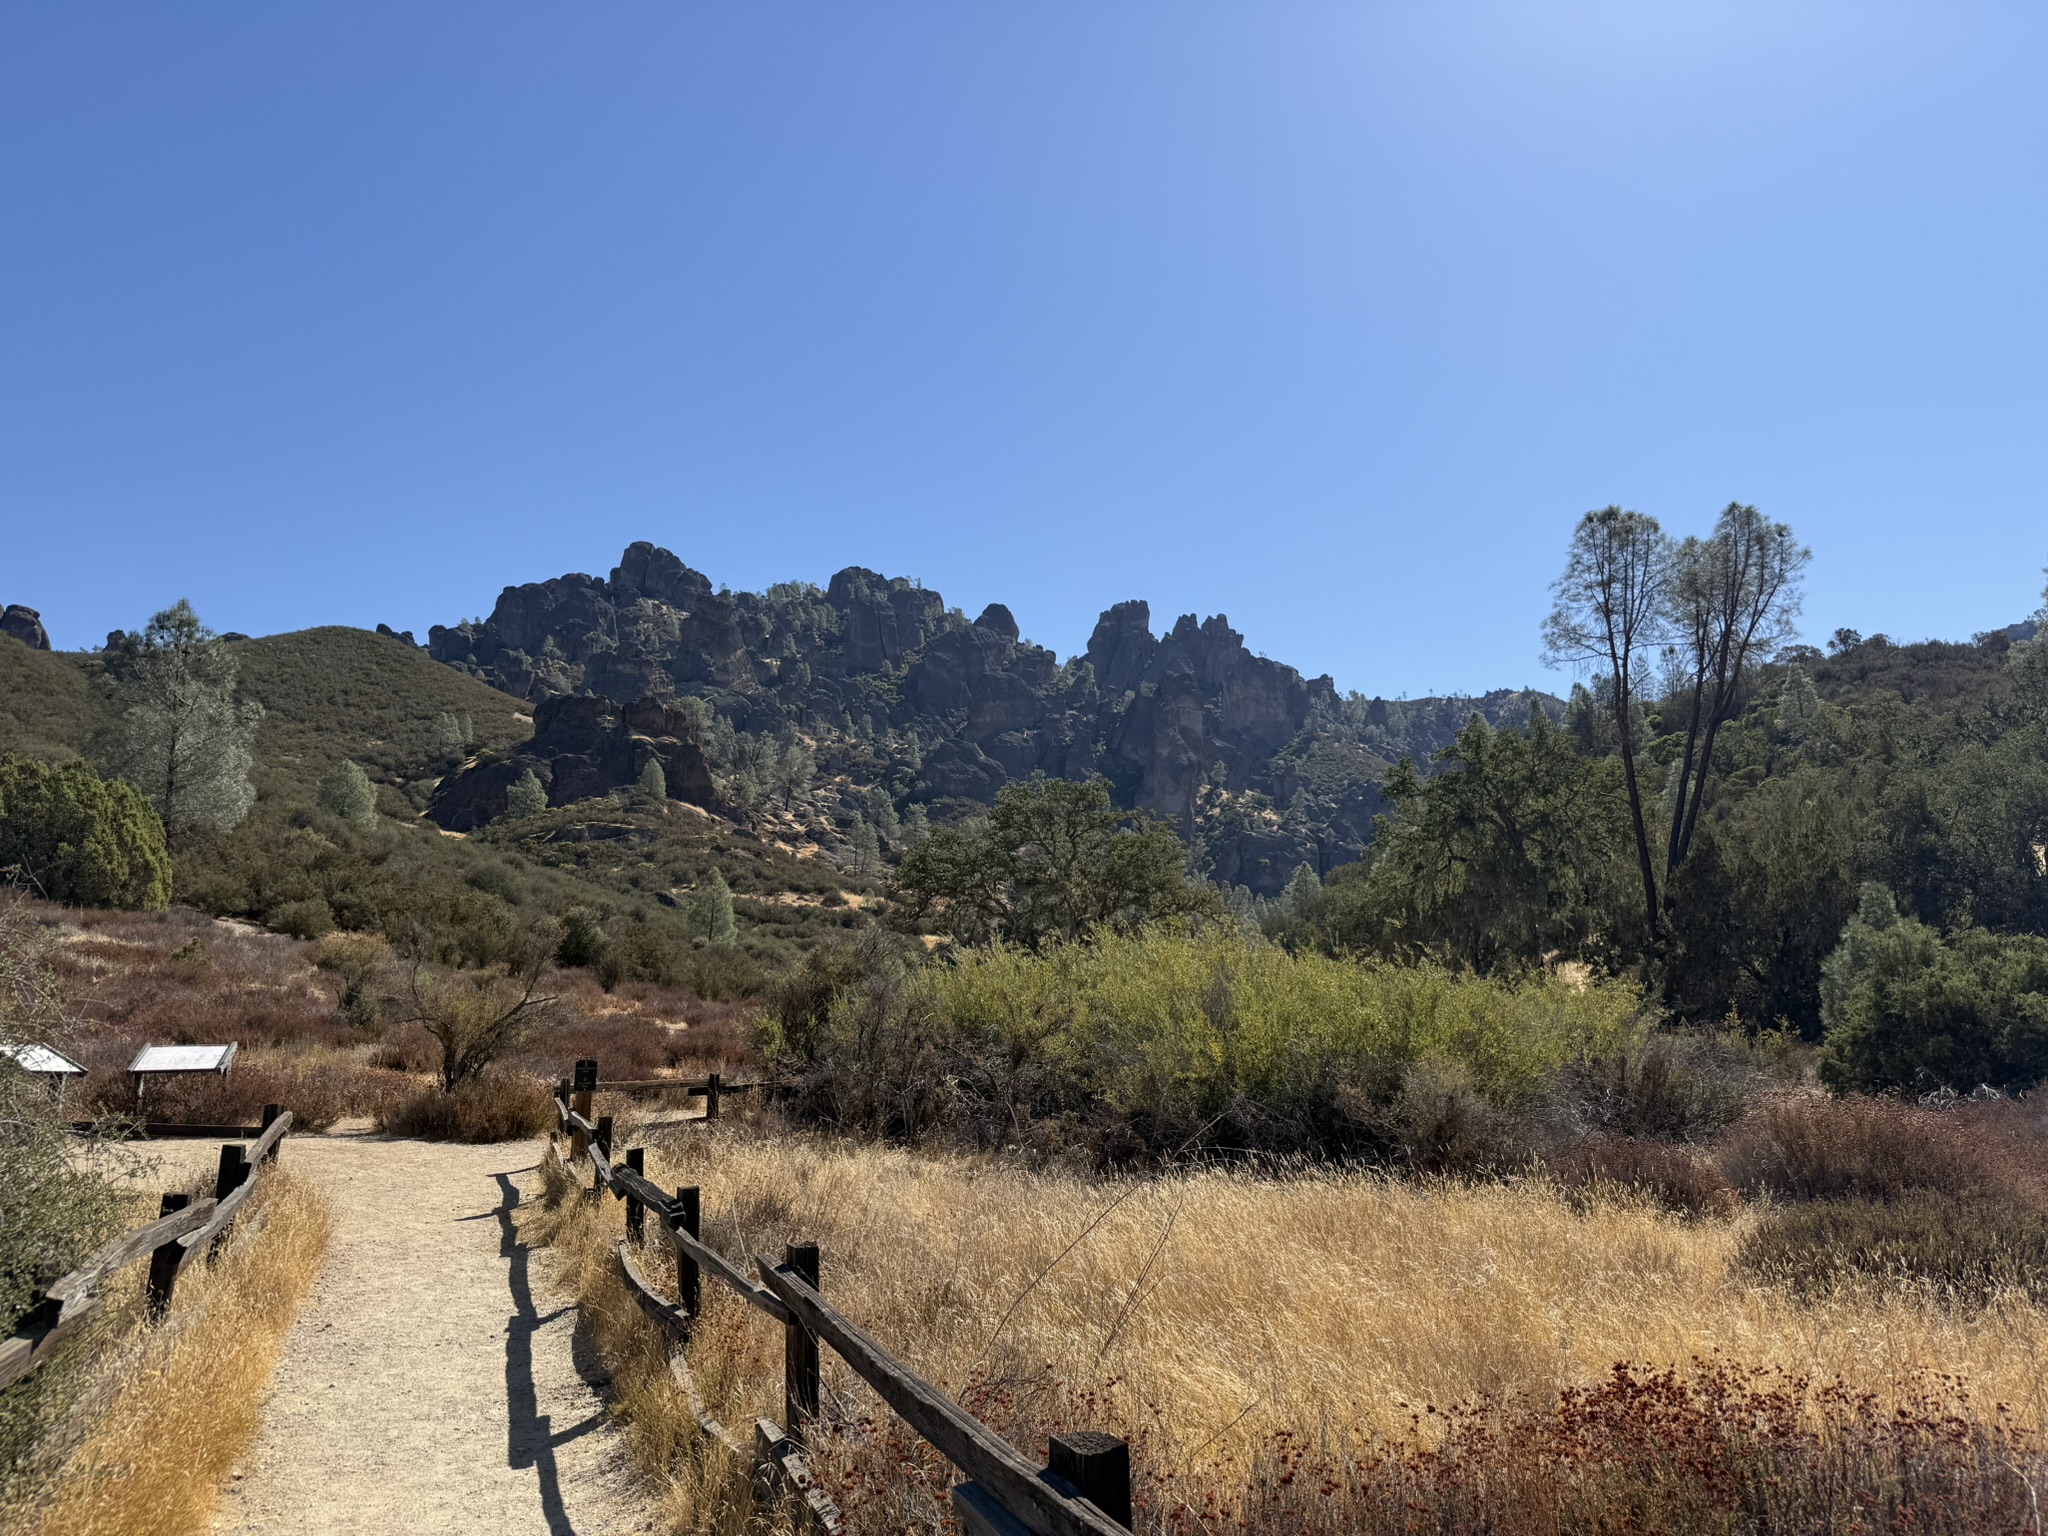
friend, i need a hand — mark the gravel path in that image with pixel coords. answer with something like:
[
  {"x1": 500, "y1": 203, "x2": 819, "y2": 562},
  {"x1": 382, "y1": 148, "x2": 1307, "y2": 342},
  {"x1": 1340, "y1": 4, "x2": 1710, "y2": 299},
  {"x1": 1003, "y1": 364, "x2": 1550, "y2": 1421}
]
[{"x1": 208, "y1": 1133, "x2": 654, "y2": 1536}]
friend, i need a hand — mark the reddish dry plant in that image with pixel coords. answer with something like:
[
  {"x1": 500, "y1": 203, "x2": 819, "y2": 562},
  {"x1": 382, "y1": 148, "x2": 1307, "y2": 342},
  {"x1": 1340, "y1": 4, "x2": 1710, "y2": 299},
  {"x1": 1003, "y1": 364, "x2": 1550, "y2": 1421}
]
[{"x1": 806, "y1": 1363, "x2": 2044, "y2": 1536}]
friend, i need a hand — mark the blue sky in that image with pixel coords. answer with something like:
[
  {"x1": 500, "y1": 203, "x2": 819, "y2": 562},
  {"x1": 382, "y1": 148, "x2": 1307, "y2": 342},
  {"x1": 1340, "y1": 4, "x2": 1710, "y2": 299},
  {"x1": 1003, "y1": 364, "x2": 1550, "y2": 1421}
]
[{"x1": 5, "y1": 3, "x2": 2045, "y2": 697}]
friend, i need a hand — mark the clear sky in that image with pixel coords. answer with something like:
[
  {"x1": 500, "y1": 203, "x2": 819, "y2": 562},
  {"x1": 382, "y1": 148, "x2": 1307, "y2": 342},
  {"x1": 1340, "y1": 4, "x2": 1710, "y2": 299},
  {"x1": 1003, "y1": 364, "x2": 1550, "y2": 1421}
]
[{"x1": 5, "y1": 4, "x2": 2045, "y2": 697}]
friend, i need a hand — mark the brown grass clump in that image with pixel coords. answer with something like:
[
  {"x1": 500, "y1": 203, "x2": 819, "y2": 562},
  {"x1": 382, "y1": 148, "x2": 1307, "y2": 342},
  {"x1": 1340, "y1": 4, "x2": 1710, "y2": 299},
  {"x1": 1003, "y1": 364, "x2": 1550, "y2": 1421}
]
[
  {"x1": 375, "y1": 1073, "x2": 555, "y2": 1141},
  {"x1": 530, "y1": 1128, "x2": 2048, "y2": 1536},
  {"x1": 22, "y1": 1171, "x2": 332, "y2": 1536},
  {"x1": 1552, "y1": 1136, "x2": 1740, "y2": 1219}
]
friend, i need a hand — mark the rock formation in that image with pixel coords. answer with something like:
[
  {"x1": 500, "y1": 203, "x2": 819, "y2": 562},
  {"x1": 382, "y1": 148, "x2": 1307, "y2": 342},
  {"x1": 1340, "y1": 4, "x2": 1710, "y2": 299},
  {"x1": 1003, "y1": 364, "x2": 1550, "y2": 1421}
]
[
  {"x1": 1, "y1": 605, "x2": 51, "y2": 651},
  {"x1": 426, "y1": 541, "x2": 1556, "y2": 888},
  {"x1": 429, "y1": 693, "x2": 715, "y2": 832}
]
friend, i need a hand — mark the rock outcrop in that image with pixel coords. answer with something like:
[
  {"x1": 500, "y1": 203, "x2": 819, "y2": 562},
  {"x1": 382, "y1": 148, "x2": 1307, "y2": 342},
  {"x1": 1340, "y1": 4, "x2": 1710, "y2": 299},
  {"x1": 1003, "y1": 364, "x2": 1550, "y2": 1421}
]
[
  {"x1": 1, "y1": 605, "x2": 51, "y2": 651},
  {"x1": 424, "y1": 541, "x2": 1556, "y2": 887},
  {"x1": 428, "y1": 693, "x2": 715, "y2": 832}
]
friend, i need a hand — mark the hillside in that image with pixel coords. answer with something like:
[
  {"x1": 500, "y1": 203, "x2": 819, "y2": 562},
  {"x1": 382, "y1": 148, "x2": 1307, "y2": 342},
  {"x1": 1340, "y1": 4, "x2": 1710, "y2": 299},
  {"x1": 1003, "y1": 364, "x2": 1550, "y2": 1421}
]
[
  {"x1": 227, "y1": 627, "x2": 533, "y2": 804},
  {"x1": 0, "y1": 637, "x2": 113, "y2": 761}
]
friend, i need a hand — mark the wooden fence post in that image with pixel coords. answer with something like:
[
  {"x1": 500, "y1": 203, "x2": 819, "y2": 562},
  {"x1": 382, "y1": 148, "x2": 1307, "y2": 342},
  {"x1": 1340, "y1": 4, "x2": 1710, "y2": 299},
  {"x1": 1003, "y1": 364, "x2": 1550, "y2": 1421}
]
[
  {"x1": 591, "y1": 1115, "x2": 614, "y2": 1202},
  {"x1": 674, "y1": 1186, "x2": 701, "y2": 1316},
  {"x1": 555, "y1": 1079, "x2": 570, "y2": 1139},
  {"x1": 783, "y1": 1242, "x2": 820, "y2": 1431},
  {"x1": 1049, "y1": 1433, "x2": 1132, "y2": 1529},
  {"x1": 705, "y1": 1071, "x2": 722, "y2": 1122},
  {"x1": 145, "y1": 1192, "x2": 191, "y2": 1317},
  {"x1": 624, "y1": 1148, "x2": 645, "y2": 1243},
  {"x1": 258, "y1": 1104, "x2": 284, "y2": 1162},
  {"x1": 570, "y1": 1059, "x2": 597, "y2": 1160},
  {"x1": 214, "y1": 1143, "x2": 248, "y2": 1202}
]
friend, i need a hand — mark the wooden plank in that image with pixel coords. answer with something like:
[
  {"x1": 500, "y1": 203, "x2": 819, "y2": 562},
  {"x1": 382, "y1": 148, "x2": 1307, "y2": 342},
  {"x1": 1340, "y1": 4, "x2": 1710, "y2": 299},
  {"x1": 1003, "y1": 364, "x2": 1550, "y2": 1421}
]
[
  {"x1": 179, "y1": 1170, "x2": 258, "y2": 1256},
  {"x1": 587, "y1": 1142, "x2": 612, "y2": 1187},
  {"x1": 609, "y1": 1163, "x2": 673, "y2": 1216},
  {"x1": 669, "y1": 1223, "x2": 790, "y2": 1323},
  {"x1": 615, "y1": 1241, "x2": 691, "y2": 1344},
  {"x1": 564, "y1": 1109, "x2": 597, "y2": 1139},
  {"x1": 246, "y1": 1108, "x2": 293, "y2": 1165},
  {"x1": 753, "y1": 1260, "x2": 1129, "y2": 1536},
  {"x1": 0, "y1": 1308, "x2": 86, "y2": 1391},
  {"x1": 954, "y1": 1482, "x2": 1041, "y2": 1536},
  {"x1": 69, "y1": 1122, "x2": 262, "y2": 1139},
  {"x1": 44, "y1": 1198, "x2": 217, "y2": 1306},
  {"x1": 670, "y1": 1352, "x2": 748, "y2": 1457},
  {"x1": 755, "y1": 1416, "x2": 848, "y2": 1536},
  {"x1": 597, "y1": 1079, "x2": 763, "y2": 1094}
]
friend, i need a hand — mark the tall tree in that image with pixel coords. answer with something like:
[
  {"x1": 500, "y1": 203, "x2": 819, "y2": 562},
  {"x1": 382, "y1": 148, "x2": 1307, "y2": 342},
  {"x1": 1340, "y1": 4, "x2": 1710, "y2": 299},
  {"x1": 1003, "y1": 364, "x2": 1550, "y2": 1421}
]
[
  {"x1": 105, "y1": 601, "x2": 262, "y2": 839},
  {"x1": 1662, "y1": 504, "x2": 1810, "y2": 876},
  {"x1": 1543, "y1": 508, "x2": 1670, "y2": 940},
  {"x1": 889, "y1": 776, "x2": 1217, "y2": 948}
]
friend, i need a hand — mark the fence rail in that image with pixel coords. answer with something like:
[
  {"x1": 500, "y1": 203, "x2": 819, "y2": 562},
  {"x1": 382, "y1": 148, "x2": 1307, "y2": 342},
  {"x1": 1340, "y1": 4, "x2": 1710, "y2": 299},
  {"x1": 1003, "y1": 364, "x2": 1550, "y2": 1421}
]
[
  {"x1": 552, "y1": 1060, "x2": 1132, "y2": 1536},
  {"x1": 2, "y1": 1105, "x2": 293, "y2": 1392}
]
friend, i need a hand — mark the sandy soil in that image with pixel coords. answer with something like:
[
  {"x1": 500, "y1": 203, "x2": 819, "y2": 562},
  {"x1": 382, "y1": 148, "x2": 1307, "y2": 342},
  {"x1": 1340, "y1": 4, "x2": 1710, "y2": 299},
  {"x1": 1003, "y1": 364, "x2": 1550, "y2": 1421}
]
[{"x1": 202, "y1": 1132, "x2": 654, "y2": 1536}]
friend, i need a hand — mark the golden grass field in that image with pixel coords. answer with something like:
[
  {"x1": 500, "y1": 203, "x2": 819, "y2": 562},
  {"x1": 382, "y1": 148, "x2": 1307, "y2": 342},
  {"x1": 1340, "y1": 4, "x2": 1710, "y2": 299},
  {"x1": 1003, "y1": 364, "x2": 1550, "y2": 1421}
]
[
  {"x1": 534, "y1": 1122, "x2": 2048, "y2": 1533},
  {"x1": 23, "y1": 1172, "x2": 332, "y2": 1536}
]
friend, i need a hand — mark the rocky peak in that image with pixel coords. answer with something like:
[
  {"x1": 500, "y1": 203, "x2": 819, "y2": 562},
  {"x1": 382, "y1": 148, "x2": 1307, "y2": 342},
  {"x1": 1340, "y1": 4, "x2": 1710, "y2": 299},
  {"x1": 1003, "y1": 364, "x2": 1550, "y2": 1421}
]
[
  {"x1": 973, "y1": 603, "x2": 1020, "y2": 642},
  {"x1": 1, "y1": 605, "x2": 50, "y2": 651}
]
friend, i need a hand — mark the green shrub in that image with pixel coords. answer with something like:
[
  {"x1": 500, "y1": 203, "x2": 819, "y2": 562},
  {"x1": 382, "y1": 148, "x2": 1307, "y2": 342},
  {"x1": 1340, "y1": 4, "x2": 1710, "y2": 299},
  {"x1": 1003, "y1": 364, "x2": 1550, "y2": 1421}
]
[
  {"x1": 768, "y1": 927, "x2": 1648, "y2": 1159},
  {"x1": 315, "y1": 759, "x2": 377, "y2": 824},
  {"x1": 268, "y1": 897, "x2": 335, "y2": 940},
  {"x1": 0, "y1": 755, "x2": 171, "y2": 909},
  {"x1": 555, "y1": 906, "x2": 608, "y2": 970},
  {"x1": 1739, "y1": 1191, "x2": 2048, "y2": 1304},
  {"x1": 1818, "y1": 884, "x2": 2048, "y2": 1092},
  {"x1": 374, "y1": 1074, "x2": 554, "y2": 1142}
]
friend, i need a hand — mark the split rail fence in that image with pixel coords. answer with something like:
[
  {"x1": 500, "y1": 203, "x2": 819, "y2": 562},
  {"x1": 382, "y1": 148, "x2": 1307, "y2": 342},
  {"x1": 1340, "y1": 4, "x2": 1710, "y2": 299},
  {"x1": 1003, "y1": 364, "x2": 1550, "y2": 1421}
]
[
  {"x1": 1, "y1": 1105, "x2": 294, "y2": 1392},
  {"x1": 554, "y1": 1058, "x2": 1134, "y2": 1536}
]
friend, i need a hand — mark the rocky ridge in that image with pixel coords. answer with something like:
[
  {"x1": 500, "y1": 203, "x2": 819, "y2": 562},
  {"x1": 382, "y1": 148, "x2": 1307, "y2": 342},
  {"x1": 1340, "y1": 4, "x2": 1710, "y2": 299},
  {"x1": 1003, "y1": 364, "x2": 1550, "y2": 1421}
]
[{"x1": 425, "y1": 542, "x2": 1556, "y2": 892}]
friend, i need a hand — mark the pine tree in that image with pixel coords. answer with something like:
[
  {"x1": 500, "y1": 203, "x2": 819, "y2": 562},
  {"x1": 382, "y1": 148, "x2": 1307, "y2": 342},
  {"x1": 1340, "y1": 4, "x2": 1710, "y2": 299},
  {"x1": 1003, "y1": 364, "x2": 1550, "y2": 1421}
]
[
  {"x1": 637, "y1": 757, "x2": 668, "y2": 800},
  {"x1": 900, "y1": 803, "x2": 931, "y2": 846},
  {"x1": 505, "y1": 768, "x2": 548, "y2": 819},
  {"x1": 317, "y1": 760, "x2": 378, "y2": 825},
  {"x1": 850, "y1": 815, "x2": 882, "y2": 877},
  {"x1": 687, "y1": 868, "x2": 738, "y2": 947},
  {"x1": 105, "y1": 600, "x2": 263, "y2": 838},
  {"x1": 864, "y1": 785, "x2": 900, "y2": 843}
]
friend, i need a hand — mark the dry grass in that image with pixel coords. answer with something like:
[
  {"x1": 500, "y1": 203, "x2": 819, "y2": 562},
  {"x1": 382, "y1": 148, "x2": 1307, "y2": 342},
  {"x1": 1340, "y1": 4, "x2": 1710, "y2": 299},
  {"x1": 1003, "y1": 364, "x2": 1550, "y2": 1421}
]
[
  {"x1": 21, "y1": 1171, "x2": 332, "y2": 1536},
  {"x1": 534, "y1": 1127, "x2": 2048, "y2": 1534}
]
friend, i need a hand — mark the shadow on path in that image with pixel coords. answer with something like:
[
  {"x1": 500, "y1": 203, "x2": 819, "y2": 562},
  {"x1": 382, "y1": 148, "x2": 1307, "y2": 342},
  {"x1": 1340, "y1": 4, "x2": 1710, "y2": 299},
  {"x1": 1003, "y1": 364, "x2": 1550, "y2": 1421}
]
[{"x1": 492, "y1": 1170, "x2": 607, "y2": 1536}]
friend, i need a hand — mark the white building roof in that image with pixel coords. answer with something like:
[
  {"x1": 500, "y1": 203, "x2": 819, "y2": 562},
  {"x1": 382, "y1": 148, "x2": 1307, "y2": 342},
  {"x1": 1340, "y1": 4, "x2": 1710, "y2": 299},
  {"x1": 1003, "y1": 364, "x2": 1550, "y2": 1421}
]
[
  {"x1": 129, "y1": 1043, "x2": 238, "y2": 1074},
  {"x1": 1, "y1": 1043, "x2": 86, "y2": 1076}
]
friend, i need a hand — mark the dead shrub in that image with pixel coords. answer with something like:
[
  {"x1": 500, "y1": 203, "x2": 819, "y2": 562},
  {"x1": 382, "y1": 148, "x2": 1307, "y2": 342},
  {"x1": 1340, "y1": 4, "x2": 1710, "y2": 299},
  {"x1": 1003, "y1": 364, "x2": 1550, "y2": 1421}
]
[
  {"x1": 1390, "y1": 1056, "x2": 1530, "y2": 1176},
  {"x1": 374, "y1": 1073, "x2": 554, "y2": 1142},
  {"x1": 368, "y1": 1022, "x2": 439, "y2": 1073},
  {"x1": 1716, "y1": 1095, "x2": 2009, "y2": 1203},
  {"x1": 1552, "y1": 1136, "x2": 1739, "y2": 1219}
]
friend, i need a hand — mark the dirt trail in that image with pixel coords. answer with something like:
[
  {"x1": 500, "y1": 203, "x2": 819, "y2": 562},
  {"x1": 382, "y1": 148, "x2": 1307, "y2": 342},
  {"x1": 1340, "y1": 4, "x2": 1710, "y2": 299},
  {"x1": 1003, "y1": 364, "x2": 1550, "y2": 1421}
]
[{"x1": 208, "y1": 1133, "x2": 653, "y2": 1536}]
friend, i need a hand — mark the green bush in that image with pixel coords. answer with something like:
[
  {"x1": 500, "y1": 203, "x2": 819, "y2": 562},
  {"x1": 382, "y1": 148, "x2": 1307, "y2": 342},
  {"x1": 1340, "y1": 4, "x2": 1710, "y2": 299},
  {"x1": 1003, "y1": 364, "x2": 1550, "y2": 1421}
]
[
  {"x1": 1739, "y1": 1191, "x2": 2048, "y2": 1304},
  {"x1": 1818, "y1": 885, "x2": 2048, "y2": 1092},
  {"x1": 0, "y1": 755, "x2": 171, "y2": 909},
  {"x1": 315, "y1": 759, "x2": 377, "y2": 824},
  {"x1": 767, "y1": 927, "x2": 1648, "y2": 1159}
]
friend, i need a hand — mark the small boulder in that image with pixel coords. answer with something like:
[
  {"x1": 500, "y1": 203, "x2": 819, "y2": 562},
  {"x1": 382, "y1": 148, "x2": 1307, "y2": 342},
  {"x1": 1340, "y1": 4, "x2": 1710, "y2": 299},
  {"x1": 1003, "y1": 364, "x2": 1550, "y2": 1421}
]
[{"x1": 973, "y1": 603, "x2": 1021, "y2": 642}]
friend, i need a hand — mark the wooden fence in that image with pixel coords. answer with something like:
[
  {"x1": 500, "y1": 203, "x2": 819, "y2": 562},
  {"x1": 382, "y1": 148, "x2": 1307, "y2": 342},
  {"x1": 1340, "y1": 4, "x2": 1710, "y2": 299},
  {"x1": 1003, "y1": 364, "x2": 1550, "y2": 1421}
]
[
  {"x1": 0, "y1": 1105, "x2": 294, "y2": 1392},
  {"x1": 553, "y1": 1059, "x2": 1133, "y2": 1536}
]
